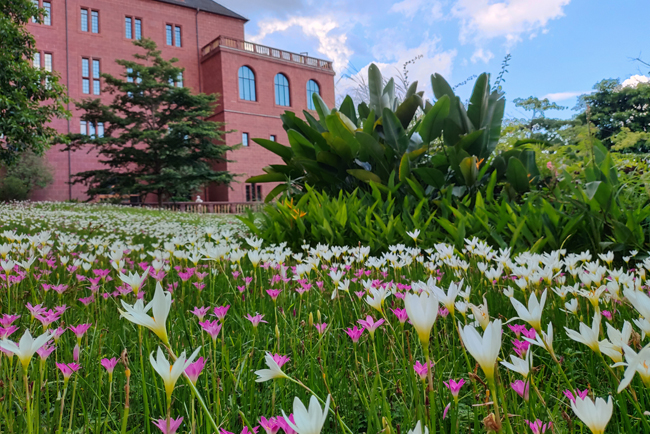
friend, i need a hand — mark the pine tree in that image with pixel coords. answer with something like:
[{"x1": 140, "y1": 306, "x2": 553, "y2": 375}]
[{"x1": 65, "y1": 38, "x2": 233, "y2": 204}]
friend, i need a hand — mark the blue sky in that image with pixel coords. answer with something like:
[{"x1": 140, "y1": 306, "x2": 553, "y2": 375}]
[{"x1": 216, "y1": 0, "x2": 650, "y2": 120}]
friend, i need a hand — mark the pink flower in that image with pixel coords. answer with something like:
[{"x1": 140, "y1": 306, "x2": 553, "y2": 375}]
[
  {"x1": 267, "y1": 289, "x2": 282, "y2": 300},
  {"x1": 444, "y1": 378, "x2": 466, "y2": 398},
  {"x1": 37, "y1": 344, "x2": 56, "y2": 360},
  {"x1": 525, "y1": 419, "x2": 552, "y2": 433},
  {"x1": 73, "y1": 344, "x2": 80, "y2": 362},
  {"x1": 213, "y1": 305, "x2": 230, "y2": 321},
  {"x1": 199, "y1": 319, "x2": 223, "y2": 341},
  {"x1": 101, "y1": 357, "x2": 119, "y2": 375},
  {"x1": 259, "y1": 416, "x2": 281, "y2": 434},
  {"x1": 246, "y1": 313, "x2": 268, "y2": 327},
  {"x1": 153, "y1": 416, "x2": 184, "y2": 434},
  {"x1": 272, "y1": 354, "x2": 290, "y2": 368},
  {"x1": 192, "y1": 282, "x2": 206, "y2": 291},
  {"x1": 26, "y1": 303, "x2": 45, "y2": 319},
  {"x1": 357, "y1": 316, "x2": 384, "y2": 337},
  {"x1": 354, "y1": 291, "x2": 365, "y2": 299},
  {"x1": 0, "y1": 325, "x2": 18, "y2": 339},
  {"x1": 564, "y1": 389, "x2": 589, "y2": 403},
  {"x1": 344, "y1": 326, "x2": 364, "y2": 343},
  {"x1": 390, "y1": 308, "x2": 408, "y2": 324},
  {"x1": 443, "y1": 402, "x2": 451, "y2": 420},
  {"x1": 521, "y1": 327, "x2": 536, "y2": 340},
  {"x1": 0, "y1": 314, "x2": 20, "y2": 327},
  {"x1": 191, "y1": 306, "x2": 210, "y2": 322},
  {"x1": 508, "y1": 324, "x2": 527, "y2": 338},
  {"x1": 511, "y1": 380, "x2": 530, "y2": 401},
  {"x1": 52, "y1": 327, "x2": 66, "y2": 342},
  {"x1": 56, "y1": 362, "x2": 80, "y2": 380},
  {"x1": 438, "y1": 307, "x2": 449, "y2": 317},
  {"x1": 69, "y1": 323, "x2": 92, "y2": 340},
  {"x1": 277, "y1": 414, "x2": 296, "y2": 434},
  {"x1": 413, "y1": 361, "x2": 430, "y2": 381},
  {"x1": 314, "y1": 323, "x2": 328, "y2": 335},
  {"x1": 78, "y1": 296, "x2": 94, "y2": 306},
  {"x1": 602, "y1": 310, "x2": 613, "y2": 321},
  {"x1": 185, "y1": 357, "x2": 206, "y2": 385}
]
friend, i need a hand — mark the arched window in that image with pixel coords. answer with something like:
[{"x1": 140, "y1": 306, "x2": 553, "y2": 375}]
[
  {"x1": 306, "y1": 79, "x2": 320, "y2": 110},
  {"x1": 238, "y1": 66, "x2": 256, "y2": 101},
  {"x1": 274, "y1": 73, "x2": 290, "y2": 106}
]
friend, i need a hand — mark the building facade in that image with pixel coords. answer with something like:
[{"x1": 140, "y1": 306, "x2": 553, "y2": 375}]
[{"x1": 27, "y1": 0, "x2": 335, "y2": 202}]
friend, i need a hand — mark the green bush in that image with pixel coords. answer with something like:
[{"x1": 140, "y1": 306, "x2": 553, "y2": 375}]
[{"x1": 0, "y1": 151, "x2": 54, "y2": 201}]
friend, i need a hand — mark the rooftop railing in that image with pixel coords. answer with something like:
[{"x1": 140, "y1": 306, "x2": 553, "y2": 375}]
[
  {"x1": 136, "y1": 201, "x2": 264, "y2": 214},
  {"x1": 201, "y1": 36, "x2": 334, "y2": 72}
]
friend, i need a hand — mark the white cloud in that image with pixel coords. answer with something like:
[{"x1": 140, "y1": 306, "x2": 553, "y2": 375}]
[
  {"x1": 542, "y1": 91, "x2": 590, "y2": 102},
  {"x1": 470, "y1": 48, "x2": 493, "y2": 64},
  {"x1": 248, "y1": 15, "x2": 354, "y2": 74},
  {"x1": 622, "y1": 74, "x2": 650, "y2": 88},
  {"x1": 390, "y1": 0, "x2": 444, "y2": 20},
  {"x1": 451, "y1": 0, "x2": 571, "y2": 45},
  {"x1": 337, "y1": 37, "x2": 457, "y2": 100}
]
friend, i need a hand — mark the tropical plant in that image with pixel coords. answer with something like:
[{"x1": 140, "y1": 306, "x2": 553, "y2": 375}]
[{"x1": 247, "y1": 64, "x2": 540, "y2": 203}]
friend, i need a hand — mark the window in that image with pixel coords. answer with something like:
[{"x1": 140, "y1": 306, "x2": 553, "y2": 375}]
[
  {"x1": 44, "y1": 53, "x2": 52, "y2": 72},
  {"x1": 166, "y1": 24, "x2": 173, "y2": 45},
  {"x1": 306, "y1": 80, "x2": 320, "y2": 110},
  {"x1": 92, "y1": 59, "x2": 100, "y2": 95},
  {"x1": 270, "y1": 135, "x2": 276, "y2": 142},
  {"x1": 82, "y1": 58, "x2": 90, "y2": 94},
  {"x1": 82, "y1": 58, "x2": 100, "y2": 95},
  {"x1": 81, "y1": 121, "x2": 104, "y2": 138},
  {"x1": 43, "y1": 2, "x2": 51, "y2": 25},
  {"x1": 32, "y1": 0, "x2": 39, "y2": 23},
  {"x1": 176, "y1": 72, "x2": 183, "y2": 88},
  {"x1": 33, "y1": 52, "x2": 41, "y2": 68},
  {"x1": 91, "y1": 10, "x2": 99, "y2": 33},
  {"x1": 242, "y1": 132, "x2": 249, "y2": 147},
  {"x1": 126, "y1": 17, "x2": 142, "y2": 39},
  {"x1": 246, "y1": 184, "x2": 262, "y2": 202},
  {"x1": 81, "y1": 9, "x2": 88, "y2": 32},
  {"x1": 238, "y1": 66, "x2": 256, "y2": 101},
  {"x1": 174, "y1": 26, "x2": 181, "y2": 47},
  {"x1": 274, "y1": 73, "x2": 290, "y2": 106}
]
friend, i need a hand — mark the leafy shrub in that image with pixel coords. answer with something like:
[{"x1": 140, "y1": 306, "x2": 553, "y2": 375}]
[{"x1": 0, "y1": 151, "x2": 54, "y2": 201}]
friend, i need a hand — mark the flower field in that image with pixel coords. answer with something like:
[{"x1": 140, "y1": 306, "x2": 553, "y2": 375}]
[{"x1": 1, "y1": 203, "x2": 650, "y2": 434}]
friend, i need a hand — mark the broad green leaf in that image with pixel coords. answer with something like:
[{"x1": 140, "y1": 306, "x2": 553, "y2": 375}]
[
  {"x1": 395, "y1": 94, "x2": 422, "y2": 129},
  {"x1": 252, "y1": 138, "x2": 293, "y2": 160},
  {"x1": 368, "y1": 64, "x2": 384, "y2": 113},
  {"x1": 339, "y1": 95, "x2": 358, "y2": 126},
  {"x1": 418, "y1": 95, "x2": 450, "y2": 145},
  {"x1": 506, "y1": 157, "x2": 530, "y2": 194},
  {"x1": 347, "y1": 169, "x2": 382, "y2": 184},
  {"x1": 246, "y1": 172, "x2": 286, "y2": 183}
]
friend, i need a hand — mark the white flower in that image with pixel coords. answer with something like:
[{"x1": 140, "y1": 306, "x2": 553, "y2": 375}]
[
  {"x1": 404, "y1": 291, "x2": 439, "y2": 345},
  {"x1": 524, "y1": 323, "x2": 555, "y2": 359},
  {"x1": 432, "y1": 280, "x2": 461, "y2": 315},
  {"x1": 406, "y1": 229, "x2": 420, "y2": 242},
  {"x1": 509, "y1": 289, "x2": 547, "y2": 331},
  {"x1": 407, "y1": 421, "x2": 429, "y2": 434},
  {"x1": 119, "y1": 282, "x2": 172, "y2": 344},
  {"x1": 570, "y1": 395, "x2": 613, "y2": 434},
  {"x1": 365, "y1": 286, "x2": 391, "y2": 312},
  {"x1": 564, "y1": 298, "x2": 578, "y2": 314},
  {"x1": 458, "y1": 319, "x2": 502, "y2": 381},
  {"x1": 0, "y1": 329, "x2": 52, "y2": 369},
  {"x1": 117, "y1": 267, "x2": 150, "y2": 295},
  {"x1": 501, "y1": 350, "x2": 532, "y2": 378},
  {"x1": 281, "y1": 395, "x2": 330, "y2": 434},
  {"x1": 606, "y1": 321, "x2": 632, "y2": 353},
  {"x1": 254, "y1": 352, "x2": 289, "y2": 382},
  {"x1": 469, "y1": 297, "x2": 490, "y2": 330},
  {"x1": 150, "y1": 346, "x2": 200, "y2": 402},
  {"x1": 613, "y1": 344, "x2": 650, "y2": 393},
  {"x1": 565, "y1": 312, "x2": 602, "y2": 354}
]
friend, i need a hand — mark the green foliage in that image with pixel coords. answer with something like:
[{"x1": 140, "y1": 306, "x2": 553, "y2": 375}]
[
  {"x1": 246, "y1": 143, "x2": 650, "y2": 255},
  {"x1": 0, "y1": 0, "x2": 70, "y2": 164},
  {"x1": 577, "y1": 79, "x2": 650, "y2": 151},
  {"x1": 63, "y1": 39, "x2": 233, "y2": 204},
  {"x1": 0, "y1": 151, "x2": 54, "y2": 201},
  {"x1": 248, "y1": 64, "x2": 536, "y2": 202}
]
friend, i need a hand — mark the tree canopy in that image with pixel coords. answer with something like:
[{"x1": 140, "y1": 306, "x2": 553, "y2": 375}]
[{"x1": 0, "y1": 0, "x2": 69, "y2": 164}]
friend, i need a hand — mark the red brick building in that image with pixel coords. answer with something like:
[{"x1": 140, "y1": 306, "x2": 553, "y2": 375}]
[{"x1": 27, "y1": 0, "x2": 335, "y2": 202}]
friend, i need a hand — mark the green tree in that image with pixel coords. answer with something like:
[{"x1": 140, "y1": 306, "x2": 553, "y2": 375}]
[
  {"x1": 64, "y1": 38, "x2": 233, "y2": 205},
  {"x1": 577, "y1": 78, "x2": 650, "y2": 151},
  {"x1": 0, "y1": 0, "x2": 69, "y2": 164}
]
